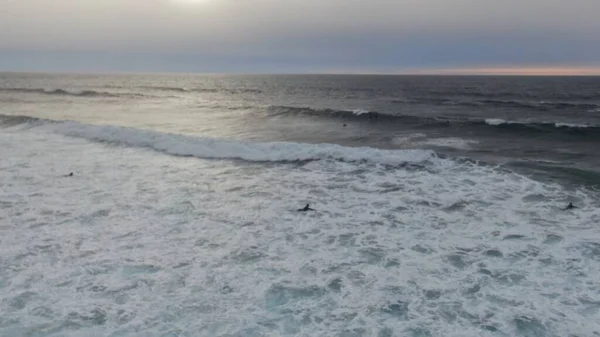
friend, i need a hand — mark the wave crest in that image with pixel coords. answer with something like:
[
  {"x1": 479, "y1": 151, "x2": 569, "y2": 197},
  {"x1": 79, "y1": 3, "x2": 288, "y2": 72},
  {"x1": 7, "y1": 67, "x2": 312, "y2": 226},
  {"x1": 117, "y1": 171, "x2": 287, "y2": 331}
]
[
  {"x1": 263, "y1": 106, "x2": 600, "y2": 137},
  {"x1": 1, "y1": 114, "x2": 438, "y2": 165},
  {"x1": 0, "y1": 87, "x2": 137, "y2": 98},
  {"x1": 483, "y1": 119, "x2": 599, "y2": 134},
  {"x1": 391, "y1": 97, "x2": 599, "y2": 111},
  {"x1": 265, "y1": 105, "x2": 381, "y2": 119}
]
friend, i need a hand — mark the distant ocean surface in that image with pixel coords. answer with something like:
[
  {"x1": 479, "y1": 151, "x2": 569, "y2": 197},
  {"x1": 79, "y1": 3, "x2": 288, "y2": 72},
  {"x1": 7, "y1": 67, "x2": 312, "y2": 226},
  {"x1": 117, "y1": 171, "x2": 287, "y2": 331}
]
[{"x1": 1, "y1": 73, "x2": 599, "y2": 337}]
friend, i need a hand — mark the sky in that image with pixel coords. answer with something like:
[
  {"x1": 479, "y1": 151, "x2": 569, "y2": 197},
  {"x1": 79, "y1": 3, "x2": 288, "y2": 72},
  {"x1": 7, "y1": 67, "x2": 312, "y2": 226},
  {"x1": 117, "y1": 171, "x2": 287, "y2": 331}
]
[{"x1": 1, "y1": 0, "x2": 600, "y2": 74}]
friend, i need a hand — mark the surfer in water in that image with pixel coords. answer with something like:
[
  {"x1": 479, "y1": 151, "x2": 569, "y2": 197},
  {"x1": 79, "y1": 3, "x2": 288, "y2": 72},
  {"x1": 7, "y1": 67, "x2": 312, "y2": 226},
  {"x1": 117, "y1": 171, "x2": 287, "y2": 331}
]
[
  {"x1": 65, "y1": 172, "x2": 73, "y2": 177},
  {"x1": 564, "y1": 202, "x2": 577, "y2": 210},
  {"x1": 297, "y1": 204, "x2": 315, "y2": 212}
]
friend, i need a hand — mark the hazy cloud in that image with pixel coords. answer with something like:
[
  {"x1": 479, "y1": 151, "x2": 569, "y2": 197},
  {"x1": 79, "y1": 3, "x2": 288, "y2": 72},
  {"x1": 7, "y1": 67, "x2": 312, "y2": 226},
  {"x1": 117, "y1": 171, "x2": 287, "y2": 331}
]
[{"x1": 2, "y1": 0, "x2": 599, "y2": 72}]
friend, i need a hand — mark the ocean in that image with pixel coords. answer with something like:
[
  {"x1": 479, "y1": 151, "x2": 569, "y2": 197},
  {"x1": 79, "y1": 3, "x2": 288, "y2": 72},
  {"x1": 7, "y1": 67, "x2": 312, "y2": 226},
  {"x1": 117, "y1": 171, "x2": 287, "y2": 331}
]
[{"x1": 1, "y1": 73, "x2": 599, "y2": 337}]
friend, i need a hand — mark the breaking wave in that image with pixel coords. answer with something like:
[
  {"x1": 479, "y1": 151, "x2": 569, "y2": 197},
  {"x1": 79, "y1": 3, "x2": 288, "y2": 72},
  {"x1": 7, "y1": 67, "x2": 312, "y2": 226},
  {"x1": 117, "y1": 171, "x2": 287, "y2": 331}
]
[
  {"x1": 265, "y1": 105, "x2": 380, "y2": 119},
  {"x1": 482, "y1": 119, "x2": 600, "y2": 136},
  {"x1": 266, "y1": 104, "x2": 581, "y2": 125},
  {"x1": 0, "y1": 114, "x2": 438, "y2": 166},
  {"x1": 263, "y1": 105, "x2": 600, "y2": 137}
]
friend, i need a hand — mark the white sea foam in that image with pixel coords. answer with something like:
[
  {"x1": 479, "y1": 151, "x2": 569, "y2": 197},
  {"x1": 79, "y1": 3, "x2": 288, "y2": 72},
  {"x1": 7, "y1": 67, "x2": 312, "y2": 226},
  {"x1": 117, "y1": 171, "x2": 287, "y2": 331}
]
[
  {"x1": 393, "y1": 134, "x2": 478, "y2": 150},
  {"x1": 391, "y1": 133, "x2": 427, "y2": 145},
  {"x1": 486, "y1": 119, "x2": 596, "y2": 129},
  {"x1": 351, "y1": 108, "x2": 370, "y2": 116},
  {"x1": 485, "y1": 118, "x2": 514, "y2": 126},
  {"x1": 555, "y1": 122, "x2": 592, "y2": 128},
  {"x1": 420, "y1": 137, "x2": 479, "y2": 150},
  {"x1": 1, "y1": 125, "x2": 600, "y2": 337}
]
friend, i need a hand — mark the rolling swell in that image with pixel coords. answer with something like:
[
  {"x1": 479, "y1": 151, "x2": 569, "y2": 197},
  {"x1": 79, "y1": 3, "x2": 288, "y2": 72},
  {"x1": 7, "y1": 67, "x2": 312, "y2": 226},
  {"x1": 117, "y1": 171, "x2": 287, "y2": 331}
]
[
  {"x1": 0, "y1": 87, "x2": 141, "y2": 98},
  {"x1": 266, "y1": 105, "x2": 376, "y2": 118},
  {"x1": 509, "y1": 161, "x2": 600, "y2": 188},
  {"x1": 137, "y1": 86, "x2": 263, "y2": 94},
  {"x1": 138, "y1": 86, "x2": 218, "y2": 93},
  {"x1": 391, "y1": 97, "x2": 599, "y2": 111},
  {"x1": 477, "y1": 99, "x2": 598, "y2": 111},
  {"x1": 0, "y1": 114, "x2": 438, "y2": 166},
  {"x1": 264, "y1": 105, "x2": 600, "y2": 138},
  {"x1": 423, "y1": 89, "x2": 600, "y2": 101},
  {"x1": 0, "y1": 114, "x2": 48, "y2": 127},
  {"x1": 479, "y1": 119, "x2": 600, "y2": 137},
  {"x1": 3, "y1": 113, "x2": 599, "y2": 187}
]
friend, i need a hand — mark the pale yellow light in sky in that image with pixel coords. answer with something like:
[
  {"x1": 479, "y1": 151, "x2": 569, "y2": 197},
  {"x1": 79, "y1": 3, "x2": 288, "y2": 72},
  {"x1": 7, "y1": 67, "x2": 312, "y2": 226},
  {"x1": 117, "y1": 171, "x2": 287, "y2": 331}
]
[
  {"x1": 387, "y1": 66, "x2": 600, "y2": 76},
  {"x1": 317, "y1": 66, "x2": 600, "y2": 76},
  {"x1": 416, "y1": 67, "x2": 600, "y2": 76}
]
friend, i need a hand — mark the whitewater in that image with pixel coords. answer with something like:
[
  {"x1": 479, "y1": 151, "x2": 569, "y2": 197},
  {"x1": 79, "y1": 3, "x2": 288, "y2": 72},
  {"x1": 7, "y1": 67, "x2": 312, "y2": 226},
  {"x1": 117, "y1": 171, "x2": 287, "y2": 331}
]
[
  {"x1": 2, "y1": 118, "x2": 600, "y2": 337},
  {"x1": 2, "y1": 73, "x2": 600, "y2": 336}
]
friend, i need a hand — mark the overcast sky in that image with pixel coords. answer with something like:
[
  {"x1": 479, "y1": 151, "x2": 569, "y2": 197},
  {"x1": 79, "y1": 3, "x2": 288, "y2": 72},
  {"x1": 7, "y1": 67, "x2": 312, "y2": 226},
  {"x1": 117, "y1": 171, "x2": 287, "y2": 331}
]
[{"x1": 2, "y1": 0, "x2": 600, "y2": 74}]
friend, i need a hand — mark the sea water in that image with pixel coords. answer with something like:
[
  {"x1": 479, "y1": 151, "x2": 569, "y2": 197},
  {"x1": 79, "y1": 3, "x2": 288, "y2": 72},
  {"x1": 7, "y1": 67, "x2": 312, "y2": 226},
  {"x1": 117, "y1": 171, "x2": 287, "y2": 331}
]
[{"x1": 1, "y1": 74, "x2": 600, "y2": 336}]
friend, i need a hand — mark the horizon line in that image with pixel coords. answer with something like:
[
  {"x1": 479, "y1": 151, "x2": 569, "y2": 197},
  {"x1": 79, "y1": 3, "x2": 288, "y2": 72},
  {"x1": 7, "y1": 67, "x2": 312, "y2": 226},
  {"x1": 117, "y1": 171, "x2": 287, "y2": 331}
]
[{"x1": 2, "y1": 66, "x2": 600, "y2": 77}]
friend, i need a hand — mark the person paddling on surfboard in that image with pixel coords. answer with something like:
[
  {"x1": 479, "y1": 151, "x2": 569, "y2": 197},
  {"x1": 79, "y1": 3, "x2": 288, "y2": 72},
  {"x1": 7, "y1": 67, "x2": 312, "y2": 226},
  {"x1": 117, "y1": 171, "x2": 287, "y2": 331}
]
[{"x1": 297, "y1": 204, "x2": 315, "y2": 212}]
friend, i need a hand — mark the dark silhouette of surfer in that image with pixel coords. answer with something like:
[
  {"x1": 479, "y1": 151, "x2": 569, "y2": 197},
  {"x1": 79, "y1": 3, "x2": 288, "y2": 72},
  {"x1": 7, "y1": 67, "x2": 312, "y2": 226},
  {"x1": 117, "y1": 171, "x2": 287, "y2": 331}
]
[
  {"x1": 65, "y1": 172, "x2": 73, "y2": 177},
  {"x1": 297, "y1": 204, "x2": 315, "y2": 212},
  {"x1": 564, "y1": 202, "x2": 577, "y2": 210}
]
